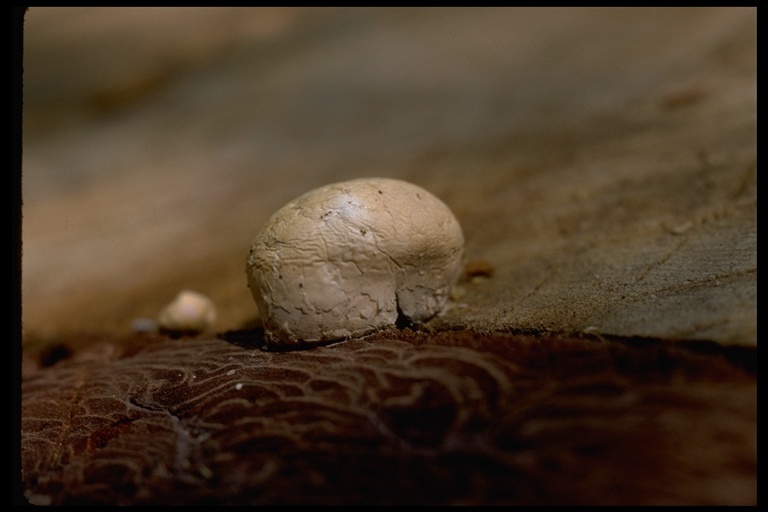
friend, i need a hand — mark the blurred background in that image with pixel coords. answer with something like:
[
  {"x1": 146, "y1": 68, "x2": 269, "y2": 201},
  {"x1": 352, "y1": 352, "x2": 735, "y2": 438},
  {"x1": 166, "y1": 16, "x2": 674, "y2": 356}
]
[{"x1": 21, "y1": 8, "x2": 756, "y2": 344}]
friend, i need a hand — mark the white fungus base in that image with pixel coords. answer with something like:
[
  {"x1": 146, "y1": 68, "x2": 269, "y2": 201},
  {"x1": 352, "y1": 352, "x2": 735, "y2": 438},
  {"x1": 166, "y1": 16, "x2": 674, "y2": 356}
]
[{"x1": 246, "y1": 178, "x2": 464, "y2": 346}]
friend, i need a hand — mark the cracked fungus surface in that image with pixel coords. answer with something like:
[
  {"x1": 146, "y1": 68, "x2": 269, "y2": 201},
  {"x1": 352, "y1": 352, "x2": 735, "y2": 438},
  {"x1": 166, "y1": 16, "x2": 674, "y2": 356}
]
[
  {"x1": 21, "y1": 331, "x2": 756, "y2": 505},
  {"x1": 246, "y1": 178, "x2": 464, "y2": 346}
]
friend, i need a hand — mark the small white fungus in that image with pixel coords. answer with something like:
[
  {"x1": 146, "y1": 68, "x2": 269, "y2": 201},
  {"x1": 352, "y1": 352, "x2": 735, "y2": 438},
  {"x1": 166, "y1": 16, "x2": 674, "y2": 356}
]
[{"x1": 157, "y1": 290, "x2": 217, "y2": 333}]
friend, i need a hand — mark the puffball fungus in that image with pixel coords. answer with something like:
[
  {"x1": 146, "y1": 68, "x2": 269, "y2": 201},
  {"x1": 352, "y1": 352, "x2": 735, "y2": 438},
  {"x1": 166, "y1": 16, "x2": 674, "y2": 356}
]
[
  {"x1": 246, "y1": 178, "x2": 464, "y2": 346},
  {"x1": 157, "y1": 290, "x2": 217, "y2": 333}
]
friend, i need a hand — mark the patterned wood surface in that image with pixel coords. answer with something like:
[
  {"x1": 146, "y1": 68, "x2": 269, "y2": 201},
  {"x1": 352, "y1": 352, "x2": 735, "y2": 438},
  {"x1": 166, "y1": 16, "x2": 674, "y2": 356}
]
[{"x1": 21, "y1": 330, "x2": 756, "y2": 505}]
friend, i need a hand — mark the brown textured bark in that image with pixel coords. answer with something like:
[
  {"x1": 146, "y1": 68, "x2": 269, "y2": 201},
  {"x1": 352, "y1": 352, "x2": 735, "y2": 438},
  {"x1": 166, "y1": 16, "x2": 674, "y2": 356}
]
[{"x1": 21, "y1": 329, "x2": 755, "y2": 505}]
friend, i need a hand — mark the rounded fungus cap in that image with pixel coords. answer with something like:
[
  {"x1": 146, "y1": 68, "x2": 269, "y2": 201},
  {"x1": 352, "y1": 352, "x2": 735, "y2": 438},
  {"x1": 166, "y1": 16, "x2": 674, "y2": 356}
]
[
  {"x1": 246, "y1": 178, "x2": 464, "y2": 347},
  {"x1": 157, "y1": 290, "x2": 217, "y2": 334}
]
